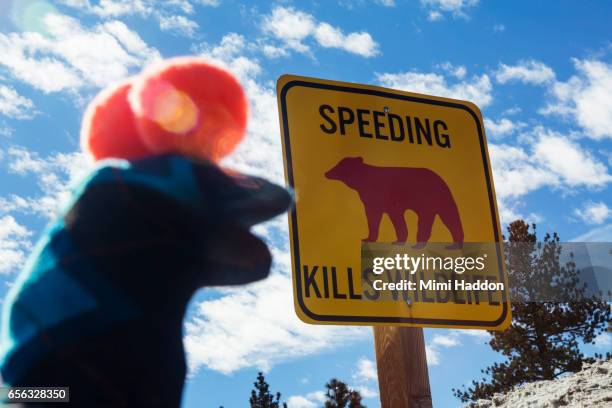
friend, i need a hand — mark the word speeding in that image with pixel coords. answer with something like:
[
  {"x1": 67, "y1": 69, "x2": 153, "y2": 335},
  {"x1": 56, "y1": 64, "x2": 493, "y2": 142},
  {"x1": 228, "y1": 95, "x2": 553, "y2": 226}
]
[{"x1": 318, "y1": 104, "x2": 451, "y2": 148}]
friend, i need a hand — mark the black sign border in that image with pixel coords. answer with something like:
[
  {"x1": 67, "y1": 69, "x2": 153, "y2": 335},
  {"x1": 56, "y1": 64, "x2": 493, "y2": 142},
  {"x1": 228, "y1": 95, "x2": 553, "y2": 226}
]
[{"x1": 279, "y1": 78, "x2": 508, "y2": 327}]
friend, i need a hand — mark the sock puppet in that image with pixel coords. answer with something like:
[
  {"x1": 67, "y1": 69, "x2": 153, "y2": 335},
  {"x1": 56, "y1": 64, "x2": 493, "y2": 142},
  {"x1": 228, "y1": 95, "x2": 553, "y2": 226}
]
[{"x1": 0, "y1": 58, "x2": 291, "y2": 407}]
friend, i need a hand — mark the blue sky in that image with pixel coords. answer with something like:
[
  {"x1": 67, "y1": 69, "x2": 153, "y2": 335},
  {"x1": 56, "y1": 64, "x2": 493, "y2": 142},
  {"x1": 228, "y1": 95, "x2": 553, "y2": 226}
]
[{"x1": 0, "y1": 0, "x2": 611, "y2": 407}]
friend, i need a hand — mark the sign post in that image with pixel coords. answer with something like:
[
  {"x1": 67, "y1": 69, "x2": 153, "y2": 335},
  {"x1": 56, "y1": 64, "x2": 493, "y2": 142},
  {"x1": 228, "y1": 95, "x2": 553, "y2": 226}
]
[
  {"x1": 374, "y1": 327, "x2": 431, "y2": 407},
  {"x1": 277, "y1": 75, "x2": 509, "y2": 407}
]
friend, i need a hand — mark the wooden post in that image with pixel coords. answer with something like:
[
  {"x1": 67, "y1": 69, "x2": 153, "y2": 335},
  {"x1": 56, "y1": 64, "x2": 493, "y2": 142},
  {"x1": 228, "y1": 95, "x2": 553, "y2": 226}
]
[{"x1": 374, "y1": 327, "x2": 432, "y2": 408}]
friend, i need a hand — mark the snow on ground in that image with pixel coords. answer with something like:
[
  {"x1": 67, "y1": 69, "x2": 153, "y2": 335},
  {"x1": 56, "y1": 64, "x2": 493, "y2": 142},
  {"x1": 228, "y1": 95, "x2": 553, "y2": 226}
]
[{"x1": 468, "y1": 359, "x2": 612, "y2": 408}]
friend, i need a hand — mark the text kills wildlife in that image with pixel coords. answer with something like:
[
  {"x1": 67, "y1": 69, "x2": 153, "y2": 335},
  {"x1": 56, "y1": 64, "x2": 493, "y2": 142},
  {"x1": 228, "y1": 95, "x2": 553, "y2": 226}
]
[{"x1": 301, "y1": 264, "x2": 504, "y2": 305}]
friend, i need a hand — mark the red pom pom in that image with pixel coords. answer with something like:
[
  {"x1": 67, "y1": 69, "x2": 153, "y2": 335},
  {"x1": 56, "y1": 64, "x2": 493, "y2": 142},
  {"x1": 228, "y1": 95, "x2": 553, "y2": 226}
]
[
  {"x1": 128, "y1": 57, "x2": 248, "y2": 162},
  {"x1": 81, "y1": 80, "x2": 153, "y2": 161}
]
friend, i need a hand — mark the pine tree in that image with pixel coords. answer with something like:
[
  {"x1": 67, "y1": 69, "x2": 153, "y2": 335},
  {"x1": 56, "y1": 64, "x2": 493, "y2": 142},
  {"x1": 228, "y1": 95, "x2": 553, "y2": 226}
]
[
  {"x1": 324, "y1": 378, "x2": 366, "y2": 408},
  {"x1": 347, "y1": 390, "x2": 364, "y2": 408},
  {"x1": 453, "y1": 220, "x2": 611, "y2": 402},
  {"x1": 249, "y1": 372, "x2": 287, "y2": 408}
]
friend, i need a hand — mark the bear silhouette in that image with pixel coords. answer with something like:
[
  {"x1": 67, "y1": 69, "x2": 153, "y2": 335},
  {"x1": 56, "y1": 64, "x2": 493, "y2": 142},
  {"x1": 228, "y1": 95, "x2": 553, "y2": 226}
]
[{"x1": 325, "y1": 157, "x2": 463, "y2": 248}]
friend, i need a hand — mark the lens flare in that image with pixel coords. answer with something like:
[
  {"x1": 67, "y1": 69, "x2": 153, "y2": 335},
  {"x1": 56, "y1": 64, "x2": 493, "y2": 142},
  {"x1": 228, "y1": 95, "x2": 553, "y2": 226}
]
[
  {"x1": 129, "y1": 57, "x2": 248, "y2": 162},
  {"x1": 149, "y1": 82, "x2": 199, "y2": 135},
  {"x1": 9, "y1": 0, "x2": 57, "y2": 34}
]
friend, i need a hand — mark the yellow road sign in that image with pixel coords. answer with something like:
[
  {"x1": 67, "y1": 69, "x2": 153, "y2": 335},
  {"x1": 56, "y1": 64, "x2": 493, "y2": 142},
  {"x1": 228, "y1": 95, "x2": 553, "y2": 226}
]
[{"x1": 277, "y1": 74, "x2": 510, "y2": 330}]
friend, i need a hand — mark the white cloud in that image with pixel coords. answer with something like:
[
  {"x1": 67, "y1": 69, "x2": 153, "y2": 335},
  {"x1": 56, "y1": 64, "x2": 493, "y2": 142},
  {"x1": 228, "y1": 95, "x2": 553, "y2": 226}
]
[
  {"x1": 355, "y1": 385, "x2": 378, "y2": 399},
  {"x1": 0, "y1": 13, "x2": 160, "y2": 93},
  {"x1": 0, "y1": 216, "x2": 32, "y2": 275},
  {"x1": 495, "y1": 59, "x2": 556, "y2": 85},
  {"x1": 422, "y1": 0, "x2": 479, "y2": 20},
  {"x1": 0, "y1": 86, "x2": 36, "y2": 120},
  {"x1": 426, "y1": 333, "x2": 461, "y2": 365},
  {"x1": 198, "y1": 33, "x2": 247, "y2": 64},
  {"x1": 489, "y1": 144, "x2": 556, "y2": 199},
  {"x1": 503, "y1": 106, "x2": 521, "y2": 116},
  {"x1": 574, "y1": 201, "x2": 611, "y2": 225},
  {"x1": 0, "y1": 123, "x2": 14, "y2": 138},
  {"x1": 496, "y1": 198, "x2": 543, "y2": 226},
  {"x1": 594, "y1": 333, "x2": 611, "y2": 349},
  {"x1": 351, "y1": 357, "x2": 379, "y2": 398},
  {"x1": 195, "y1": 33, "x2": 265, "y2": 82},
  {"x1": 263, "y1": 7, "x2": 379, "y2": 57},
  {"x1": 75, "y1": 0, "x2": 220, "y2": 15},
  {"x1": 425, "y1": 329, "x2": 489, "y2": 366},
  {"x1": 438, "y1": 62, "x2": 466, "y2": 79},
  {"x1": 158, "y1": 14, "x2": 199, "y2": 37},
  {"x1": 489, "y1": 126, "x2": 611, "y2": 224},
  {"x1": 166, "y1": 0, "x2": 196, "y2": 14},
  {"x1": 263, "y1": 7, "x2": 316, "y2": 54},
  {"x1": 353, "y1": 357, "x2": 378, "y2": 382},
  {"x1": 432, "y1": 334, "x2": 460, "y2": 347},
  {"x1": 428, "y1": 10, "x2": 443, "y2": 21},
  {"x1": 58, "y1": 0, "x2": 92, "y2": 7},
  {"x1": 425, "y1": 344, "x2": 441, "y2": 365},
  {"x1": 573, "y1": 224, "x2": 612, "y2": 242},
  {"x1": 287, "y1": 391, "x2": 325, "y2": 408},
  {"x1": 451, "y1": 329, "x2": 491, "y2": 340},
  {"x1": 339, "y1": 0, "x2": 395, "y2": 9},
  {"x1": 485, "y1": 117, "x2": 523, "y2": 138},
  {"x1": 90, "y1": 0, "x2": 152, "y2": 17},
  {"x1": 59, "y1": 1, "x2": 204, "y2": 37},
  {"x1": 289, "y1": 358, "x2": 378, "y2": 407},
  {"x1": 377, "y1": 70, "x2": 493, "y2": 107},
  {"x1": 0, "y1": 38, "x2": 82, "y2": 93},
  {"x1": 542, "y1": 59, "x2": 612, "y2": 140},
  {"x1": 2, "y1": 147, "x2": 91, "y2": 219},
  {"x1": 184, "y1": 271, "x2": 368, "y2": 374},
  {"x1": 261, "y1": 44, "x2": 289, "y2": 59},
  {"x1": 533, "y1": 130, "x2": 612, "y2": 187},
  {"x1": 287, "y1": 395, "x2": 317, "y2": 408},
  {"x1": 314, "y1": 23, "x2": 379, "y2": 57},
  {"x1": 490, "y1": 128, "x2": 611, "y2": 200},
  {"x1": 8, "y1": 148, "x2": 48, "y2": 174},
  {"x1": 493, "y1": 23, "x2": 505, "y2": 32}
]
